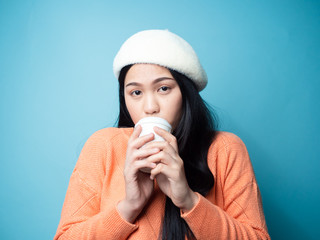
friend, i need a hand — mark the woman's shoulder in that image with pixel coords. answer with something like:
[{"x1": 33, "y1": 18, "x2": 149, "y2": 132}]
[
  {"x1": 212, "y1": 131, "x2": 246, "y2": 148},
  {"x1": 88, "y1": 127, "x2": 134, "y2": 143},
  {"x1": 208, "y1": 131, "x2": 252, "y2": 174},
  {"x1": 208, "y1": 131, "x2": 249, "y2": 158}
]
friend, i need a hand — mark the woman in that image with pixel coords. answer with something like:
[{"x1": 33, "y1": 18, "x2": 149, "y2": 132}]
[{"x1": 54, "y1": 30, "x2": 270, "y2": 240}]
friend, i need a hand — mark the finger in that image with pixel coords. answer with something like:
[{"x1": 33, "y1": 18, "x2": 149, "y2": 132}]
[
  {"x1": 134, "y1": 133, "x2": 155, "y2": 149},
  {"x1": 133, "y1": 147, "x2": 160, "y2": 161},
  {"x1": 149, "y1": 163, "x2": 175, "y2": 180},
  {"x1": 125, "y1": 159, "x2": 157, "y2": 175},
  {"x1": 153, "y1": 127, "x2": 178, "y2": 149},
  {"x1": 130, "y1": 125, "x2": 154, "y2": 144},
  {"x1": 130, "y1": 124, "x2": 142, "y2": 141},
  {"x1": 143, "y1": 140, "x2": 177, "y2": 157},
  {"x1": 132, "y1": 159, "x2": 157, "y2": 172},
  {"x1": 145, "y1": 150, "x2": 174, "y2": 165},
  {"x1": 129, "y1": 129, "x2": 155, "y2": 150}
]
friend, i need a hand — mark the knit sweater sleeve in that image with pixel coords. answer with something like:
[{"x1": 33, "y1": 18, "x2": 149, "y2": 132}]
[
  {"x1": 181, "y1": 132, "x2": 270, "y2": 240},
  {"x1": 54, "y1": 130, "x2": 138, "y2": 240}
]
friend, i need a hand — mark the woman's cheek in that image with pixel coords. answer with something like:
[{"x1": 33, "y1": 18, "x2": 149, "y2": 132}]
[{"x1": 126, "y1": 102, "x2": 140, "y2": 124}]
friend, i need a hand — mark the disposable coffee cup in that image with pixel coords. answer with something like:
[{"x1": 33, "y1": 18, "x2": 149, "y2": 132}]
[
  {"x1": 135, "y1": 117, "x2": 172, "y2": 142},
  {"x1": 135, "y1": 117, "x2": 172, "y2": 173}
]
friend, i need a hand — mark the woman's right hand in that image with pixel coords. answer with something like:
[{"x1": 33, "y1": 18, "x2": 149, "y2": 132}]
[{"x1": 117, "y1": 125, "x2": 160, "y2": 223}]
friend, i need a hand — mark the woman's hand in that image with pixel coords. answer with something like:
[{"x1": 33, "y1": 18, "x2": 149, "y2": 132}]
[
  {"x1": 117, "y1": 125, "x2": 160, "y2": 223},
  {"x1": 145, "y1": 127, "x2": 199, "y2": 213}
]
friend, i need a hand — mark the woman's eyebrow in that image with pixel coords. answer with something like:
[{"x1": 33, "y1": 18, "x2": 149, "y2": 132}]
[
  {"x1": 153, "y1": 77, "x2": 175, "y2": 84},
  {"x1": 125, "y1": 77, "x2": 175, "y2": 88},
  {"x1": 125, "y1": 82, "x2": 141, "y2": 88}
]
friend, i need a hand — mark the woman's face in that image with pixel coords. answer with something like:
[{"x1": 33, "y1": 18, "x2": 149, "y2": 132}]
[{"x1": 124, "y1": 64, "x2": 183, "y2": 129}]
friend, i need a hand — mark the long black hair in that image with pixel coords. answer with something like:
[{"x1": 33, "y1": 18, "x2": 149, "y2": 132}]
[{"x1": 117, "y1": 64, "x2": 218, "y2": 240}]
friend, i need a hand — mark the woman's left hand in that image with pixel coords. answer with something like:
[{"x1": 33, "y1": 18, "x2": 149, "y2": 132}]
[{"x1": 144, "y1": 127, "x2": 199, "y2": 213}]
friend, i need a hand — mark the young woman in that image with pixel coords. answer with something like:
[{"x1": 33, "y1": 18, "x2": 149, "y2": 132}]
[{"x1": 54, "y1": 30, "x2": 270, "y2": 240}]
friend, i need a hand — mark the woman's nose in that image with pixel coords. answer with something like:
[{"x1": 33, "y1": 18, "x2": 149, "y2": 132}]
[{"x1": 143, "y1": 95, "x2": 159, "y2": 115}]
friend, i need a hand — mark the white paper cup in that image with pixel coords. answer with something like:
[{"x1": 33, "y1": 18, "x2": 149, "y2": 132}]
[
  {"x1": 135, "y1": 117, "x2": 172, "y2": 173},
  {"x1": 135, "y1": 117, "x2": 172, "y2": 142}
]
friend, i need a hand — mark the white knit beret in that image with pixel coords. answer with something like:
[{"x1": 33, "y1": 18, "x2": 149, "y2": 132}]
[{"x1": 113, "y1": 29, "x2": 207, "y2": 91}]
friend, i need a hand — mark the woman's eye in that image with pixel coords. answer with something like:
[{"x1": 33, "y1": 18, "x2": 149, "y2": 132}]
[
  {"x1": 131, "y1": 90, "x2": 141, "y2": 96},
  {"x1": 159, "y1": 86, "x2": 170, "y2": 92}
]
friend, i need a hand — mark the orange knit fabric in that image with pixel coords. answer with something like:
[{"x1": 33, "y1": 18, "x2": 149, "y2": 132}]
[{"x1": 54, "y1": 128, "x2": 270, "y2": 240}]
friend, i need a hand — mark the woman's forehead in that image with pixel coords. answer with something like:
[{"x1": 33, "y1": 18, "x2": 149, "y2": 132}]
[{"x1": 124, "y1": 64, "x2": 175, "y2": 85}]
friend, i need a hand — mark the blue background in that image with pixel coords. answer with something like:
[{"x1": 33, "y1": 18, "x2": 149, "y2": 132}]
[{"x1": 1, "y1": 0, "x2": 319, "y2": 239}]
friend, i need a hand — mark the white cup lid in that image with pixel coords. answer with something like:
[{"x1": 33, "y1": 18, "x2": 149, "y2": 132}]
[{"x1": 135, "y1": 117, "x2": 172, "y2": 130}]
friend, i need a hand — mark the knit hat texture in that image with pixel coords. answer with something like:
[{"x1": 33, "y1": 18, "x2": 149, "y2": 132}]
[{"x1": 113, "y1": 29, "x2": 207, "y2": 91}]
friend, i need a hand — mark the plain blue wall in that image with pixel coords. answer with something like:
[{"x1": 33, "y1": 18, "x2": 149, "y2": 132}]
[{"x1": 1, "y1": 0, "x2": 319, "y2": 239}]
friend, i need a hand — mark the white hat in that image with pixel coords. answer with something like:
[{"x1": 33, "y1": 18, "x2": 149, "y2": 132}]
[{"x1": 113, "y1": 29, "x2": 207, "y2": 91}]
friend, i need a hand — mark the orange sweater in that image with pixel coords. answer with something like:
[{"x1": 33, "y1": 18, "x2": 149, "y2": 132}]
[{"x1": 54, "y1": 128, "x2": 270, "y2": 240}]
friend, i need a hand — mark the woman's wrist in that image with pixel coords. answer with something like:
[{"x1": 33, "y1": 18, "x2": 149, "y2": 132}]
[
  {"x1": 116, "y1": 199, "x2": 141, "y2": 223},
  {"x1": 180, "y1": 190, "x2": 199, "y2": 214}
]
